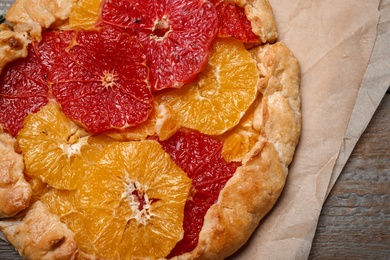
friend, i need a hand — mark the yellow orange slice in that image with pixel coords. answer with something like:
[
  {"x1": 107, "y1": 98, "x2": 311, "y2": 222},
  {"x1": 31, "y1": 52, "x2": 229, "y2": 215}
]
[
  {"x1": 41, "y1": 140, "x2": 191, "y2": 259},
  {"x1": 157, "y1": 38, "x2": 259, "y2": 135},
  {"x1": 69, "y1": 0, "x2": 102, "y2": 29},
  {"x1": 221, "y1": 101, "x2": 260, "y2": 162},
  {"x1": 17, "y1": 102, "x2": 111, "y2": 190}
]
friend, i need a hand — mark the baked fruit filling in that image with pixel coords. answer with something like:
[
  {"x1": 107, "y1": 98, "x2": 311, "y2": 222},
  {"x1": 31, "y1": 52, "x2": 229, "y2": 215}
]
[{"x1": 0, "y1": 0, "x2": 301, "y2": 259}]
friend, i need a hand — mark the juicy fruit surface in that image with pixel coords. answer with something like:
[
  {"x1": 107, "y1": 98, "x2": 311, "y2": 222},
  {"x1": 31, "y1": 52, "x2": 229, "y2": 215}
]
[
  {"x1": 160, "y1": 131, "x2": 240, "y2": 257},
  {"x1": 18, "y1": 102, "x2": 96, "y2": 190},
  {"x1": 51, "y1": 26, "x2": 153, "y2": 133},
  {"x1": 158, "y1": 38, "x2": 259, "y2": 135},
  {"x1": 100, "y1": 0, "x2": 218, "y2": 91},
  {"x1": 221, "y1": 101, "x2": 261, "y2": 162},
  {"x1": 41, "y1": 140, "x2": 192, "y2": 259},
  {"x1": 0, "y1": 42, "x2": 49, "y2": 136},
  {"x1": 211, "y1": 0, "x2": 259, "y2": 42},
  {"x1": 1, "y1": 26, "x2": 153, "y2": 135},
  {"x1": 69, "y1": 0, "x2": 102, "y2": 29}
]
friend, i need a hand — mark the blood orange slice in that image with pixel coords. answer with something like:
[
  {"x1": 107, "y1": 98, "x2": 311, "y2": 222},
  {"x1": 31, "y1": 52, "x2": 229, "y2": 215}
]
[
  {"x1": 50, "y1": 26, "x2": 153, "y2": 133},
  {"x1": 211, "y1": 0, "x2": 259, "y2": 42},
  {"x1": 100, "y1": 0, "x2": 218, "y2": 92},
  {"x1": 0, "y1": 40, "x2": 49, "y2": 136},
  {"x1": 159, "y1": 130, "x2": 240, "y2": 257}
]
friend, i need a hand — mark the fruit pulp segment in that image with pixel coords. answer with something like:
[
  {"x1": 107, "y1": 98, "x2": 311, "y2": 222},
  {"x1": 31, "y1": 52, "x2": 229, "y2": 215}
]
[
  {"x1": 0, "y1": 41, "x2": 49, "y2": 136},
  {"x1": 211, "y1": 0, "x2": 259, "y2": 42},
  {"x1": 17, "y1": 103, "x2": 93, "y2": 190},
  {"x1": 69, "y1": 0, "x2": 102, "y2": 29},
  {"x1": 41, "y1": 140, "x2": 192, "y2": 259},
  {"x1": 48, "y1": 26, "x2": 153, "y2": 133},
  {"x1": 157, "y1": 38, "x2": 259, "y2": 136},
  {"x1": 160, "y1": 131, "x2": 240, "y2": 257},
  {"x1": 100, "y1": 0, "x2": 218, "y2": 91}
]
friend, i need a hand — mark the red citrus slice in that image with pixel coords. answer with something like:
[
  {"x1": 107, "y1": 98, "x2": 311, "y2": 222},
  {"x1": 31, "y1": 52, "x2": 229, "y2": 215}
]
[
  {"x1": 50, "y1": 26, "x2": 153, "y2": 133},
  {"x1": 0, "y1": 40, "x2": 49, "y2": 136},
  {"x1": 100, "y1": 0, "x2": 218, "y2": 92},
  {"x1": 159, "y1": 130, "x2": 240, "y2": 257},
  {"x1": 211, "y1": 0, "x2": 259, "y2": 42}
]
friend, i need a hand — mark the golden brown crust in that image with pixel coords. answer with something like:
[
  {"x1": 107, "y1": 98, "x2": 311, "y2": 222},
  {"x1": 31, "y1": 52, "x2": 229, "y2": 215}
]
[
  {"x1": 0, "y1": 24, "x2": 30, "y2": 75},
  {"x1": 234, "y1": 0, "x2": 278, "y2": 43},
  {"x1": 0, "y1": 130, "x2": 32, "y2": 218},
  {"x1": 5, "y1": 0, "x2": 76, "y2": 40},
  {"x1": 0, "y1": 201, "x2": 80, "y2": 260},
  {"x1": 251, "y1": 42, "x2": 302, "y2": 166},
  {"x1": 175, "y1": 42, "x2": 301, "y2": 260}
]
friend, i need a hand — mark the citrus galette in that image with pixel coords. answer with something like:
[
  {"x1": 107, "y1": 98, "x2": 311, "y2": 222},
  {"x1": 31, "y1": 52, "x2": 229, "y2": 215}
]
[{"x1": 0, "y1": 0, "x2": 301, "y2": 259}]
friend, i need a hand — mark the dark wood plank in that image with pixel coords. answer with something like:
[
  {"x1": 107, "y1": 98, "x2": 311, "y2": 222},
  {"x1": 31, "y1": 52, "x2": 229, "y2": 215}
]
[
  {"x1": 0, "y1": 239, "x2": 20, "y2": 259},
  {"x1": 309, "y1": 93, "x2": 390, "y2": 259}
]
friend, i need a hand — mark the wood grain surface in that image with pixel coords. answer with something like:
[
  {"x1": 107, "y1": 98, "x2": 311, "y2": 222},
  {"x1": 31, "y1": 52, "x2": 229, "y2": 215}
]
[{"x1": 309, "y1": 91, "x2": 390, "y2": 259}]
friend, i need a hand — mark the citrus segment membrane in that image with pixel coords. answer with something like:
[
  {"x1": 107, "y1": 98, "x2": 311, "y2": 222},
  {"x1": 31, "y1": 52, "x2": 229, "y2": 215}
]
[
  {"x1": 159, "y1": 130, "x2": 240, "y2": 257},
  {"x1": 221, "y1": 100, "x2": 261, "y2": 162},
  {"x1": 157, "y1": 38, "x2": 259, "y2": 136},
  {"x1": 41, "y1": 140, "x2": 192, "y2": 259},
  {"x1": 100, "y1": 0, "x2": 218, "y2": 91},
  {"x1": 69, "y1": 0, "x2": 103, "y2": 29},
  {"x1": 211, "y1": 0, "x2": 259, "y2": 42},
  {"x1": 17, "y1": 102, "x2": 111, "y2": 190},
  {"x1": 50, "y1": 25, "x2": 153, "y2": 133},
  {"x1": 0, "y1": 40, "x2": 49, "y2": 136}
]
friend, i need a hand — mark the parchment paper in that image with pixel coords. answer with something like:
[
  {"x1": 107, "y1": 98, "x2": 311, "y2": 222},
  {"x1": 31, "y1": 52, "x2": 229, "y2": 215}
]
[
  {"x1": 1, "y1": 0, "x2": 390, "y2": 259},
  {"x1": 230, "y1": 0, "x2": 390, "y2": 259}
]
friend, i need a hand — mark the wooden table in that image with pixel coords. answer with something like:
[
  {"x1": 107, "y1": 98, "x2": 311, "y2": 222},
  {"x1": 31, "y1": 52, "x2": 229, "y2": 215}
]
[
  {"x1": 309, "y1": 89, "x2": 390, "y2": 259},
  {"x1": 1, "y1": 91, "x2": 389, "y2": 259}
]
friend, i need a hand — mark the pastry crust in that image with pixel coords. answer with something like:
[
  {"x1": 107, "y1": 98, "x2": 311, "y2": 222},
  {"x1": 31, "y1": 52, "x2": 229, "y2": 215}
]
[
  {"x1": 5, "y1": 0, "x2": 76, "y2": 40},
  {"x1": 0, "y1": 201, "x2": 80, "y2": 260},
  {"x1": 0, "y1": 0, "x2": 301, "y2": 259},
  {"x1": 233, "y1": 0, "x2": 278, "y2": 43},
  {"x1": 0, "y1": 24, "x2": 30, "y2": 75},
  {"x1": 0, "y1": 128, "x2": 32, "y2": 218}
]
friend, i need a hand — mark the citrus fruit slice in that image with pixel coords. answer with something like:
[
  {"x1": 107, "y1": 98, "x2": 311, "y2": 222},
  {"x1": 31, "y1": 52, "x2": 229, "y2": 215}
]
[
  {"x1": 41, "y1": 140, "x2": 192, "y2": 259},
  {"x1": 155, "y1": 102, "x2": 181, "y2": 141},
  {"x1": 0, "y1": 41, "x2": 49, "y2": 136},
  {"x1": 50, "y1": 25, "x2": 153, "y2": 133},
  {"x1": 211, "y1": 0, "x2": 259, "y2": 42},
  {"x1": 17, "y1": 102, "x2": 112, "y2": 190},
  {"x1": 159, "y1": 130, "x2": 240, "y2": 257},
  {"x1": 100, "y1": 0, "x2": 218, "y2": 91},
  {"x1": 221, "y1": 101, "x2": 261, "y2": 162},
  {"x1": 104, "y1": 102, "x2": 181, "y2": 141},
  {"x1": 69, "y1": 0, "x2": 102, "y2": 29},
  {"x1": 157, "y1": 38, "x2": 259, "y2": 136}
]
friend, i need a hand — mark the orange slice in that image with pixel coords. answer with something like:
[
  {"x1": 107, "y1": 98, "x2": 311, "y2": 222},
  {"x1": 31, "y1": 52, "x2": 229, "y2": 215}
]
[
  {"x1": 221, "y1": 100, "x2": 260, "y2": 162},
  {"x1": 17, "y1": 102, "x2": 111, "y2": 190},
  {"x1": 69, "y1": 0, "x2": 102, "y2": 29},
  {"x1": 41, "y1": 140, "x2": 191, "y2": 259},
  {"x1": 158, "y1": 38, "x2": 259, "y2": 135}
]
